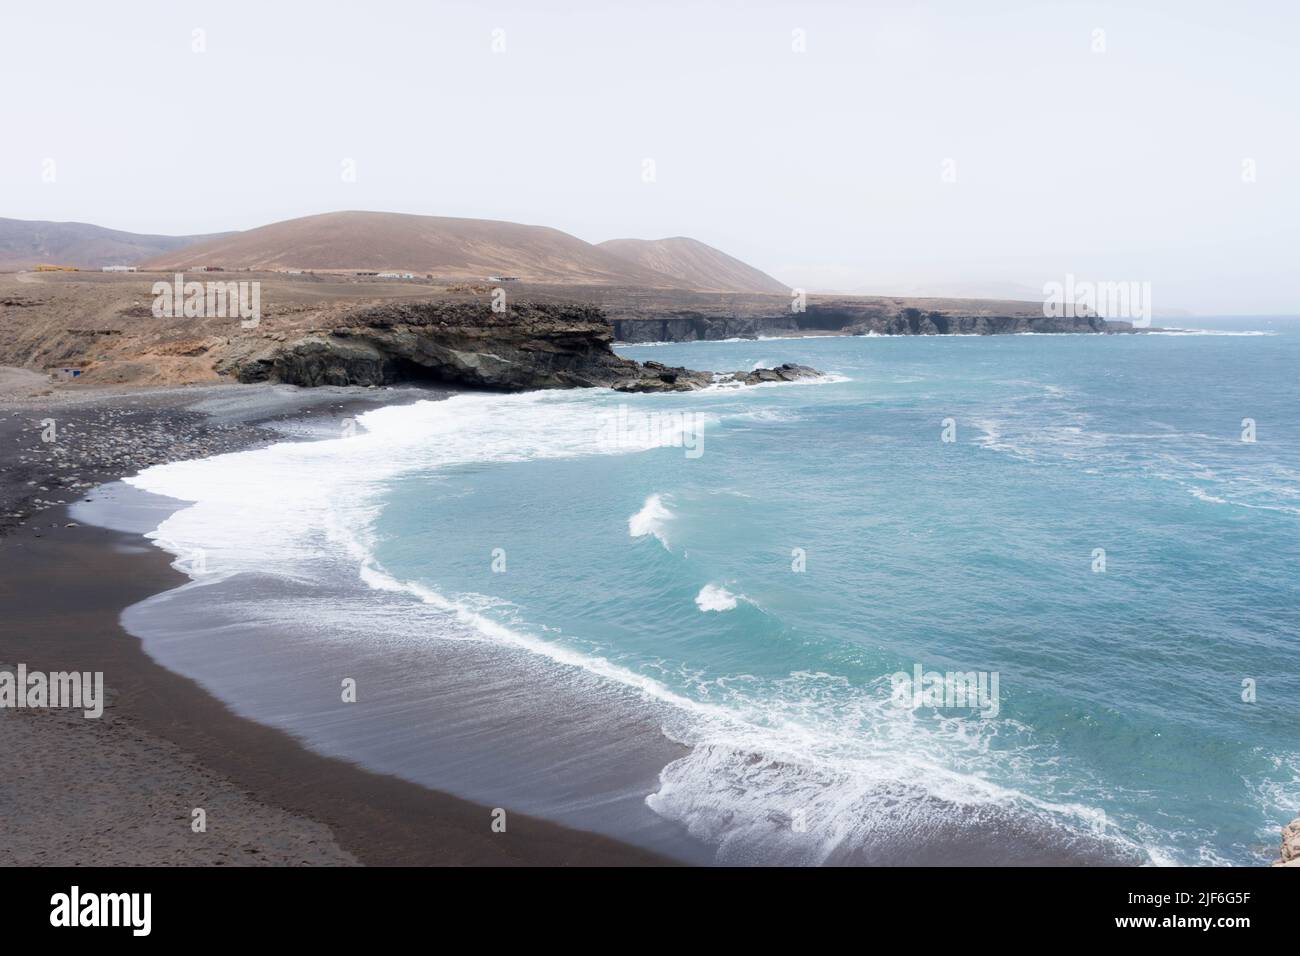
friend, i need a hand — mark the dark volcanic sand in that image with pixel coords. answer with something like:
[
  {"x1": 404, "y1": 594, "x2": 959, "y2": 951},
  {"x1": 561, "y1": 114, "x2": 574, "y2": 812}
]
[{"x1": 0, "y1": 378, "x2": 673, "y2": 866}]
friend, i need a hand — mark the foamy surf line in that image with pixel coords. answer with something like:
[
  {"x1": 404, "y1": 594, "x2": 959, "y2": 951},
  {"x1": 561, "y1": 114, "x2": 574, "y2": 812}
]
[
  {"x1": 115, "y1": 389, "x2": 1157, "y2": 865},
  {"x1": 701, "y1": 371, "x2": 851, "y2": 392}
]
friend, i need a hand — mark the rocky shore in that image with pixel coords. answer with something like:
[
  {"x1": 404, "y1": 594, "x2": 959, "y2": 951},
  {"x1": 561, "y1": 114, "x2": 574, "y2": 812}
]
[
  {"x1": 0, "y1": 272, "x2": 1136, "y2": 393},
  {"x1": 0, "y1": 378, "x2": 453, "y2": 539},
  {"x1": 219, "y1": 301, "x2": 824, "y2": 392},
  {"x1": 0, "y1": 393, "x2": 266, "y2": 539}
]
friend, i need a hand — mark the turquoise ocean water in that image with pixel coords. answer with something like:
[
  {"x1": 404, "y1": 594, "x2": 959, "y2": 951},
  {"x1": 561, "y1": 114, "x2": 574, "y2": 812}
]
[
  {"x1": 368, "y1": 319, "x2": 1299, "y2": 864},
  {"x1": 124, "y1": 318, "x2": 1299, "y2": 865}
]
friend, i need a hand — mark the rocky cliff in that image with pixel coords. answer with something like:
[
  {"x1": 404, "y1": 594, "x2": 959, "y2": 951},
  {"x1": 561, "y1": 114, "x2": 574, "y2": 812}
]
[
  {"x1": 0, "y1": 272, "x2": 1134, "y2": 391},
  {"x1": 610, "y1": 304, "x2": 1114, "y2": 342},
  {"x1": 220, "y1": 301, "x2": 820, "y2": 392}
]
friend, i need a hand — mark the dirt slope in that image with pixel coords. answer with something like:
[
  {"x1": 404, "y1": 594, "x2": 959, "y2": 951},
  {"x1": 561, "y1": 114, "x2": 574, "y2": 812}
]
[{"x1": 142, "y1": 211, "x2": 685, "y2": 286}]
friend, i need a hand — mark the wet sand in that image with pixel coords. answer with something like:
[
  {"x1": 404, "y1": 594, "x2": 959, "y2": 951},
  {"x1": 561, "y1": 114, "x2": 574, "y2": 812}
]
[{"x1": 0, "y1": 377, "x2": 676, "y2": 865}]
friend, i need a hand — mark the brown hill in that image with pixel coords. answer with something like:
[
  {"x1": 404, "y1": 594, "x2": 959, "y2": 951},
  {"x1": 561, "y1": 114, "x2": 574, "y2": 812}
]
[
  {"x1": 598, "y1": 236, "x2": 788, "y2": 295},
  {"x1": 141, "y1": 211, "x2": 686, "y2": 287},
  {"x1": 0, "y1": 218, "x2": 230, "y2": 270}
]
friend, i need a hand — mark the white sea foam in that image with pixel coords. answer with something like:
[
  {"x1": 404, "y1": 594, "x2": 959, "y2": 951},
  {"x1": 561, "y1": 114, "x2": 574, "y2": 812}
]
[
  {"x1": 700, "y1": 372, "x2": 850, "y2": 392},
  {"x1": 121, "y1": 386, "x2": 1156, "y2": 866},
  {"x1": 629, "y1": 493, "x2": 674, "y2": 550},
  {"x1": 734, "y1": 407, "x2": 802, "y2": 423},
  {"x1": 347, "y1": 545, "x2": 1109, "y2": 863},
  {"x1": 694, "y1": 583, "x2": 739, "y2": 612}
]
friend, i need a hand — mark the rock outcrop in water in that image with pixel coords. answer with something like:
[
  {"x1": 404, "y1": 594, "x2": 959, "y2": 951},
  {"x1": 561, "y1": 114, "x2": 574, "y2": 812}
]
[
  {"x1": 220, "y1": 301, "x2": 823, "y2": 392},
  {"x1": 728, "y1": 363, "x2": 823, "y2": 385}
]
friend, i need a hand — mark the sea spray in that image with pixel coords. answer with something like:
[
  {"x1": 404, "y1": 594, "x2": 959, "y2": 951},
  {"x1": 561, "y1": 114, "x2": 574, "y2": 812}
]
[
  {"x1": 628, "y1": 494, "x2": 675, "y2": 549},
  {"x1": 694, "y1": 583, "x2": 739, "y2": 612}
]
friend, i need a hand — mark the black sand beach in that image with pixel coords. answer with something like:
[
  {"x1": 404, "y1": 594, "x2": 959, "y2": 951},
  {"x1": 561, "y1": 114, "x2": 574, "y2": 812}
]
[{"x1": 0, "y1": 375, "x2": 674, "y2": 866}]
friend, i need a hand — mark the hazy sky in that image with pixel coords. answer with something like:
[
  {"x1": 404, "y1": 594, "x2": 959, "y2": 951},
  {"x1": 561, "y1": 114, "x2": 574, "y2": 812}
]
[{"x1": 3, "y1": 0, "x2": 1296, "y2": 313}]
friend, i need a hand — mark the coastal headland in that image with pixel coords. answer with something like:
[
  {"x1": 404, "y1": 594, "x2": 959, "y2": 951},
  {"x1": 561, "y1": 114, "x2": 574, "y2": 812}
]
[{"x1": 0, "y1": 270, "x2": 1121, "y2": 394}]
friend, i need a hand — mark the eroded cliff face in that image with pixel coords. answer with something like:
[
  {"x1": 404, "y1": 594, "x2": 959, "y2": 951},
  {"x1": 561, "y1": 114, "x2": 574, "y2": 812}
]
[
  {"x1": 611, "y1": 313, "x2": 806, "y2": 343},
  {"x1": 223, "y1": 301, "x2": 630, "y2": 389},
  {"x1": 847, "y1": 307, "x2": 1112, "y2": 335},
  {"x1": 0, "y1": 271, "x2": 1130, "y2": 390},
  {"x1": 218, "y1": 301, "x2": 821, "y2": 392},
  {"x1": 219, "y1": 295, "x2": 1100, "y2": 391},
  {"x1": 610, "y1": 304, "x2": 1114, "y2": 342}
]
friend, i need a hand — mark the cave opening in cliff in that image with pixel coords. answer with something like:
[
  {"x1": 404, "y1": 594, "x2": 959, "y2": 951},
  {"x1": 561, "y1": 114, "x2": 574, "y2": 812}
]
[{"x1": 390, "y1": 358, "x2": 459, "y2": 388}]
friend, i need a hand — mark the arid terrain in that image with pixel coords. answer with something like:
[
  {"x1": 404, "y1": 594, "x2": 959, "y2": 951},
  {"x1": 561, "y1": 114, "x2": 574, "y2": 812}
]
[
  {"x1": 140, "y1": 211, "x2": 698, "y2": 287},
  {"x1": 0, "y1": 269, "x2": 1093, "y2": 391},
  {"x1": 0, "y1": 210, "x2": 1114, "y2": 394},
  {"x1": 0, "y1": 217, "x2": 229, "y2": 271},
  {"x1": 2, "y1": 210, "x2": 795, "y2": 293}
]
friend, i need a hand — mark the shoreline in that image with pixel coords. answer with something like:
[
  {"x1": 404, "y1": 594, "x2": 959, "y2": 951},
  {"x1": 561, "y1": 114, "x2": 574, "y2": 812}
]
[
  {"x1": 77, "y1": 373, "x2": 1144, "y2": 867},
  {"x1": 94, "y1": 474, "x2": 713, "y2": 864},
  {"x1": 0, "y1": 377, "x2": 676, "y2": 866},
  {"x1": 8, "y1": 366, "x2": 1290, "y2": 867}
]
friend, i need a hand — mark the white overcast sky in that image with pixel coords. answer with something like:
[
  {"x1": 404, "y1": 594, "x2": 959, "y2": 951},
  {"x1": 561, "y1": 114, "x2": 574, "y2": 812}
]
[{"x1": 2, "y1": 0, "x2": 1296, "y2": 313}]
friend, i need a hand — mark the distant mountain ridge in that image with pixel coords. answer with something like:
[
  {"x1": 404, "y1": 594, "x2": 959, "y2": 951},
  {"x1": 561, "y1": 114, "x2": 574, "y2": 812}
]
[
  {"x1": 0, "y1": 217, "x2": 230, "y2": 270},
  {"x1": 2, "y1": 210, "x2": 788, "y2": 294},
  {"x1": 141, "y1": 211, "x2": 688, "y2": 287}
]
